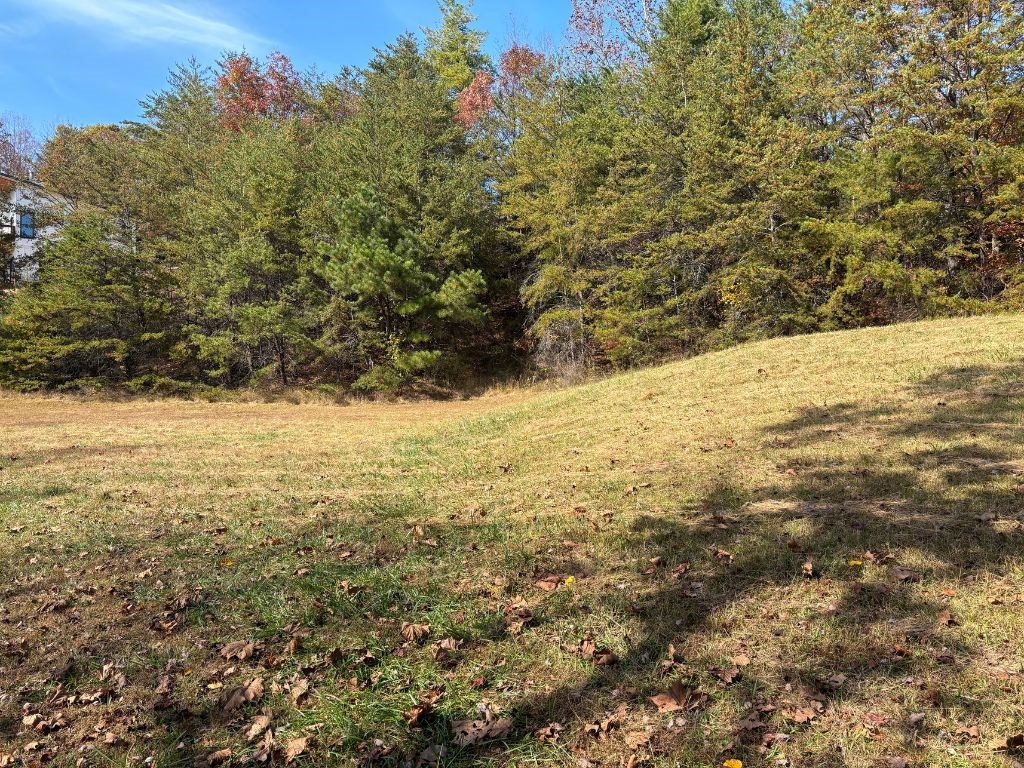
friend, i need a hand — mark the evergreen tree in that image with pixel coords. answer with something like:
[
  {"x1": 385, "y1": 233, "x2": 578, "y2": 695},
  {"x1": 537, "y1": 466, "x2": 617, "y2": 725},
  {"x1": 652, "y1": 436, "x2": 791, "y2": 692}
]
[
  {"x1": 312, "y1": 36, "x2": 498, "y2": 391},
  {"x1": 0, "y1": 213, "x2": 175, "y2": 389},
  {"x1": 425, "y1": 0, "x2": 489, "y2": 93}
]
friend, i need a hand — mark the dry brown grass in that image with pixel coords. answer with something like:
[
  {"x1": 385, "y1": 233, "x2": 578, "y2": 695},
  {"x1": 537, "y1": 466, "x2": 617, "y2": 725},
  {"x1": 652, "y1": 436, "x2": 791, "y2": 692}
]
[{"x1": 2, "y1": 315, "x2": 1024, "y2": 768}]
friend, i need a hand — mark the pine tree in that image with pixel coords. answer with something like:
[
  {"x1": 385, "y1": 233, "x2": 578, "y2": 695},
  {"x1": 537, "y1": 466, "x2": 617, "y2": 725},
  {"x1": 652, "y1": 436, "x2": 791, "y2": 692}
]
[
  {"x1": 425, "y1": 0, "x2": 489, "y2": 93},
  {"x1": 0, "y1": 213, "x2": 175, "y2": 389}
]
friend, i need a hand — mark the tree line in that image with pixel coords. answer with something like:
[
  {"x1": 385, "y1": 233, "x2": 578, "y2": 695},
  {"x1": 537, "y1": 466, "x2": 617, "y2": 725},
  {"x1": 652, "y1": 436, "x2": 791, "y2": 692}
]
[{"x1": 2, "y1": 0, "x2": 1023, "y2": 394}]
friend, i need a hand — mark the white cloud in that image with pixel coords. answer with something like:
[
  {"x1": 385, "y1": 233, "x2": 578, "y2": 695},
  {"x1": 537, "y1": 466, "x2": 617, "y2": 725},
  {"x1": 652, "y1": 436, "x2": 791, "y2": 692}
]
[{"x1": 14, "y1": 0, "x2": 267, "y2": 51}]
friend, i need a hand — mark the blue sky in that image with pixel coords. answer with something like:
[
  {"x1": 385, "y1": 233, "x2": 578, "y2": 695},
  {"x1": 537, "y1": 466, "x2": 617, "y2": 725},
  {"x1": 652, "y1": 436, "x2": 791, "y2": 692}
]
[{"x1": 0, "y1": 0, "x2": 572, "y2": 134}]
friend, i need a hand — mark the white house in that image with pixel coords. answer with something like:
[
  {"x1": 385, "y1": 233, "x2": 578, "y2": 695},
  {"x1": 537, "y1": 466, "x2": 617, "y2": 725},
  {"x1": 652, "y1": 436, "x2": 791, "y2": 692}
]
[{"x1": 1, "y1": 172, "x2": 62, "y2": 286}]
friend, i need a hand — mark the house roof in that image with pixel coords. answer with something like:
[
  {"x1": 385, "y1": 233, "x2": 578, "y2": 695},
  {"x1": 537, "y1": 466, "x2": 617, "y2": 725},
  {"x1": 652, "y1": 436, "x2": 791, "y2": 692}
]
[{"x1": 0, "y1": 171, "x2": 44, "y2": 189}]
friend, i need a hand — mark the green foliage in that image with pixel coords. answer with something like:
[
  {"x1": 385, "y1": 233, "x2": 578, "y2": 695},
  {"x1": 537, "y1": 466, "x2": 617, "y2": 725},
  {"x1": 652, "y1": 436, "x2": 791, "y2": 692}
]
[
  {"x1": 183, "y1": 118, "x2": 313, "y2": 386},
  {"x1": 3, "y1": 0, "x2": 1023, "y2": 391},
  {"x1": 425, "y1": 0, "x2": 488, "y2": 93},
  {"x1": 0, "y1": 213, "x2": 175, "y2": 389},
  {"x1": 502, "y1": 0, "x2": 1024, "y2": 375}
]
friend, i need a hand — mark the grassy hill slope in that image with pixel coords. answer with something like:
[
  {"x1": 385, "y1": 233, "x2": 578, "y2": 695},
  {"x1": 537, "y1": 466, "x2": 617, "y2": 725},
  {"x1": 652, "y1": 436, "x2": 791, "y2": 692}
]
[{"x1": 2, "y1": 315, "x2": 1024, "y2": 767}]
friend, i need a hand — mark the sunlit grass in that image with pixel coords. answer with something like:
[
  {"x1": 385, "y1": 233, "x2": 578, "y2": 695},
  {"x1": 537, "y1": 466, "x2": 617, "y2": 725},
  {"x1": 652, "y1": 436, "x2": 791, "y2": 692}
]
[{"x1": 2, "y1": 315, "x2": 1023, "y2": 767}]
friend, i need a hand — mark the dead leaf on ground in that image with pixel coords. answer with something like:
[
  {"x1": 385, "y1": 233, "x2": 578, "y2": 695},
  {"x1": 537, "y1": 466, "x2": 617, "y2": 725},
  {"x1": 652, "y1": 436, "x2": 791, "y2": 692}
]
[
  {"x1": 992, "y1": 733, "x2": 1024, "y2": 752},
  {"x1": 252, "y1": 730, "x2": 275, "y2": 762},
  {"x1": 534, "y1": 575, "x2": 560, "y2": 592},
  {"x1": 583, "y1": 704, "x2": 626, "y2": 740},
  {"x1": 405, "y1": 702, "x2": 433, "y2": 728},
  {"x1": 452, "y1": 717, "x2": 513, "y2": 746},
  {"x1": 823, "y1": 673, "x2": 847, "y2": 691},
  {"x1": 290, "y1": 678, "x2": 311, "y2": 706},
  {"x1": 155, "y1": 674, "x2": 174, "y2": 696},
  {"x1": 401, "y1": 622, "x2": 431, "y2": 643},
  {"x1": 650, "y1": 682, "x2": 709, "y2": 713},
  {"x1": 221, "y1": 640, "x2": 256, "y2": 661},
  {"x1": 736, "y1": 715, "x2": 767, "y2": 731},
  {"x1": 285, "y1": 736, "x2": 309, "y2": 763},
  {"x1": 534, "y1": 722, "x2": 564, "y2": 742},
  {"x1": 955, "y1": 725, "x2": 980, "y2": 741},
  {"x1": 711, "y1": 666, "x2": 741, "y2": 685},
  {"x1": 711, "y1": 546, "x2": 734, "y2": 563},
  {"x1": 222, "y1": 677, "x2": 264, "y2": 711},
  {"x1": 577, "y1": 634, "x2": 619, "y2": 666},
  {"x1": 783, "y1": 702, "x2": 824, "y2": 724},
  {"x1": 892, "y1": 567, "x2": 922, "y2": 583},
  {"x1": 246, "y1": 712, "x2": 273, "y2": 741}
]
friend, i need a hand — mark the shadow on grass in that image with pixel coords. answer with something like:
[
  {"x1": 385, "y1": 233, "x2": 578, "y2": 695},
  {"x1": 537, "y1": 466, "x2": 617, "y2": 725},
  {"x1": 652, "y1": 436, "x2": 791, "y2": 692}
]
[
  {"x1": 2, "y1": 361, "x2": 1023, "y2": 767},
  {"x1": 502, "y1": 360, "x2": 1024, "y2": 766}
]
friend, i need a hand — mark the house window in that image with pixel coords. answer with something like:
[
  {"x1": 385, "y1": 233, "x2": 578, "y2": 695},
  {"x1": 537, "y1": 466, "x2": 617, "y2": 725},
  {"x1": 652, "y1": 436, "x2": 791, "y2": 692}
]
[{"x1": 19, "y1": 212, "x2": 34, "y2": 239}]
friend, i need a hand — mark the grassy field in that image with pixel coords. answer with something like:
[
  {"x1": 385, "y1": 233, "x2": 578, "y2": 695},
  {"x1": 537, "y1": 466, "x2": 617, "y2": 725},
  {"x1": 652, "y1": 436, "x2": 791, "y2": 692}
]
[{"x1": 3, "y1": 315, "x2": 1024, "y2": 768}]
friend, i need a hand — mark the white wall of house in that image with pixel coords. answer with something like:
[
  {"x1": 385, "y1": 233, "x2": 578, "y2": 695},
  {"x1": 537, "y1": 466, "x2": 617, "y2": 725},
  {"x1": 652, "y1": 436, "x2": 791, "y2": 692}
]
[{"x1": 3, "y1": 178, "x2": 62, "y2": 282}]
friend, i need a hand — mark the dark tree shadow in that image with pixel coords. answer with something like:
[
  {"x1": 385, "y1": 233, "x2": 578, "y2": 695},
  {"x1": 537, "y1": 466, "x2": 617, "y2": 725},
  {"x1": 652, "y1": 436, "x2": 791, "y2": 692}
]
[{"x1": 500, "y1": 360, "x2": 1024, "y2": 766}]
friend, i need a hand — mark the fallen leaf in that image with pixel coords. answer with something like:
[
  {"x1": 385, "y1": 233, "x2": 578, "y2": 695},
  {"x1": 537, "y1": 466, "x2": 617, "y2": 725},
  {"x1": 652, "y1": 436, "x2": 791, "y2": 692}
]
[
  {"x1": 737, "y1": 715, "x2": 766, "y2": 731},
  {"x1": 723, "y1": 760, "x2": 743, "y2": 768},
  {"x1": 955, "y1": 725, "x2": 980, "y2": 741},
  {"x1": 452, "y1": 717, "x2": 513, "y2": 746},
  {"x1": 783, "y1": 705, "x2": 820, "y2": 724},
  {"x1": 824, "y1": 673, "x2": 847, "y2": 690},
  {"x1": 711, "y1": 546, "x2": 734, "y2": 563},
  {"x1": 338, "y1": 580, "x2": 366, "y2": 595},
  {"x1": 285, "y1": 736, "x2": 309, "y2": 763},
  {"x1": 534, "y1": 576, "x2": 560, "y2": 592},
  {"x1": 290, "y1": 678, "x2": 310, "y2": 706},
  {"x1": 253, "y1": 730, "x2": 275, "y2": 762},
  {"x1": 405, "y1": 702, "x2": 433, "y2": 728},
  {"x1": 534, "y1": 722, "x2": 564, "y2": 742},
  {"x1": 221, "y1": 640, "x2": 256, "y2": 661},
  {"x1": 401, "y1": 622, "x2": 431, "y2": 643},
  {"x1": 222, "y1": 677, "x2": 264, "y2": 711},
  {"x1": 671, "y1": 562, "x2": 692, "y2": 578},
  {"x1": 583, "y1": 705, "x2": 625, "y2": 740},
  {"x1": 246, "y1": 713, "x2": 272, "y2": 741},
  {"x1": 762, "y1": 732, "x2": 790, "y2": 748},
  {"x1": 577, "y1": 635, "x2": 618, "y2": 666},
  {"x1": 893, "y1": 567, "x2": 922, "y2": 583},
  {"x1": 650, "y1": 682, "x2": 709, "y2": 713},
  {"x1": 625, "y1": 729, "x2": 652, "y2": 749},
  {"x1": 418, "y1": 744, "x2": 446, "y2": 765},
  {"x1": 155, "y1": 674, "x2": 174, "y2": 696},
  {"x1": 711, "y1": 666, "x2": 741, "y2": 685},
  {"x1": 992, "y1": 733, "x2": 1024, "y2": 752}
]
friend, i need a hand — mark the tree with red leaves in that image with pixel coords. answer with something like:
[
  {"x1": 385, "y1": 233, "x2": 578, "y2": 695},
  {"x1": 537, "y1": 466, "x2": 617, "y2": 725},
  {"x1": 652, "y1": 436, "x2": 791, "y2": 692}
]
[
  {"x1": 214, "y1": 51, "x2": 308, "y2": 131},
  {"x1": 455, "y1": 70, "x2": 495, "y2": 128},
  {"x1": 498, "y1": 45, "x2": 546, "y2": 94}
]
